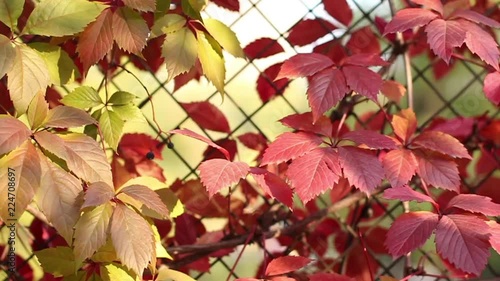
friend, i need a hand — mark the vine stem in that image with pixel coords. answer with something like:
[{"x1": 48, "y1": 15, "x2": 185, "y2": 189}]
[
  {"x1": 357, "y1": 230, "x2": 374, "y2": 281},
  {"x1": 225, "y1": 226, "x2": 256, "y2": 281}
]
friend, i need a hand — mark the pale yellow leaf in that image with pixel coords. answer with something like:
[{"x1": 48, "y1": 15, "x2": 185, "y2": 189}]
[
  {"x1": 110, "y1": 203, "x2": 154, "y2": 276},
  {"x1": 74, "y1": 203, "x2": 113, "y2": 263},
  {"x1": 156, "y1": 267, "x2": 196, "y2": 281},
  {"x1": 36, "y1": 152, "x2": 83, "y2": 244},
  {"x1": 119, "y1": 185, "x2": 169, "y2": 219},
  {"x1": 0, "y1": 141, "x2": 40, "y2": 221},
  {"x1": 60, "y1": 133, "x2": 113, "y2": 186},
  {"x1": 30, "y1": 42, "x2": 80, "y2": 85},
  {"x1": 161, "y1": 27, "x2": 197, "y2": 82},
  {"x1": 196, "y1": 31, "x2": 225, "y2": 96},
  {"x1": 0, "y1": 34, "x2": 15, "y2": 79},
  {"x1": 151, "y1": 14, "x2": 186, "y2": 37},
  {"x1": 35, "y1": 246, "x2": 80, "y2": 277},
  {"x1": 0, "y1": 115, "x2": 31, "y2": 155},
  {"x1": 90, "y1": 239, "x2": 117, "y2": 263},
  {"x1": 112, "y1": 7, "x2": 149, "y2": 55},
  {"x1": 0, "y1": 0, "x2": 24, "y2": 30},
  {"x1": 27, "y1": 90, "x2": 49, "y2": 129},
  {"x1": 43, "y1": 105, "x2": 96, "y2": 128},
  {"x1": 24, "y1": 0, "x2": 107, "y2": 36},
  {"x1": 101, "y1": 263, "x2": 137, "y2": 281},
  {"x1": 33, "y1": 131, "x2": 68, "y2": 159},
  {"x1": 82, "y1": 181, "x2": 115, "y2": 209},
  {"x1": 7, "y1": 45, "x2": 50, "y2": 114},
  {"x1": 122, "y1": 0, "x2": 156, "y2": 12},
  {"x1": 99, "y1": 109, "x2": 124, "y2": 151},
  {"x1": 204, "y1": 18, "x2": 244, "y2": 58}
]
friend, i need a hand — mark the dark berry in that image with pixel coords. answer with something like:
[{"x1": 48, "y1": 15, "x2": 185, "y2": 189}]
[
  {"x1": 146, "y1": 151, "x2": 155, "y2": 160},
  {"x1": 167, "y1": 141, "x2": 174, "y2": 149}
]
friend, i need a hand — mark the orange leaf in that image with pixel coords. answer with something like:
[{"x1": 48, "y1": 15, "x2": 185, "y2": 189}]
[
  {"x1": 0, "y1": 115, "x2": 31, "y2": 155},
  {"x1": 112, "y1": 7, "x2": 148, "y2": 55},
  {"x1": 82, "y1": 181, "x2": 115, "y2": 209}
]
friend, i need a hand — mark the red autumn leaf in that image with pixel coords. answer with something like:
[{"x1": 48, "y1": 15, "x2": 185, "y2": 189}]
[
  {"x1": 345, "y1": 26, "x2": 380, "y2": 55},
  {"x1": 265, "y1": 256, "x2": 311, "y2": 276},
  {"x1": 211, "y1": 0, "x2": 239, "y2": 11},
  {"x1": 412, "y1": 131, "x2": 471, "y2": 159},
  {"x1": 488, "y1": 221, "x2": 500, "y2": 255},
  {"x1": 203, "y1": 138, "x2": 237, "y2": 161},
  {"x1": 342, "y1": 130, "x2": 397, "y2": 150},
  {"x1": 237, "y1": 132, "x2": 267, "y2": 151},
  {"x1": 261, "y1": 132, "x2": 323, "y2": 165},
  {"x1": 306, "y1": 68, "x2": 348, "y2": 122},
  {"x1": 181, "y1": 101, "x2": 231, "y2": 133},
  {"x1": 277, "y1": 53, "x2": 334, "y2": 80},
  {"x1": 383, "y1": 8, "x2": 439, "y2": 34},
  {"x1": 250, "y1": 168, "x2": 293, "y2": 208},
  {"x1": 323, "y1": 0, "x2": 352, "y2": 26},
  {"x1": 338, "y1": 146, "x2": 384, "y2": 193},
  {"x1": 77, "y1": 8, "x2": 114, "y2": 72},
  {"x1": 279, "y1": 112, "x2": 333, "y2": 137},
  {"x1": 244, "y1": 38, "x2": 285, "y2": 60},
  {"x1": 435, "y1": 214, "x2": 491, "y2": 275},
  {"x1": 118, "y1": 133, "x2": 165, "y2": 162},
  {"x1": 424, "y1": 19, "x2": 465, "y2": 64},
  {"x1": 415, "y1": 151, "x2": 460, "y2": 192},
  {"x1": 484, "y1": 71, "x2": 500, "y2": 106},
  {"x1": 342, "y1": 65, "x2": 383, "y2": 100},
  {"x1": 170, "y1": 128, "x2": 230, "y2": 160},
  {"x1": 132, "y1": 35, "x2": 165, "y2": 73},
  {"x1": 309, "y1": 273, "x2": 354, "y2": 281},
  {"x1": 344, "y1": 243, "x2": 378, "y2": 281},
  {"x1": 383, "y1": 185, "x2": 436, "y2": 204},
  {"x1": 459, "y1": 19, "x2": 500, "y2": 71},
  {"x1": 446, "y1": 194, "x2": 500, "y2": 216},
  {"x1": 382, "y1": 148, "x2": 418, "y2": 188},
  {"x1": 452, "y1": 9, "x2": 500, "y2": 28},
  {"x1": 134, "y1": 159, "x2": 166, "y2": 182},
  {"x1": 392, "y1": 109, "x2": 417, "y2": 144},
  {"x1": 257, "y1": 63, "x2": 289, "y2": 103},
  {"x1": 198, "y1": 159, "x2": 249, "y2": 197},
  {"x1": 385, "y1": 211, "x2": 439, "y2": 256},
  {"x1": 287, "y1": 147, "x2": 341, "y2": 203},
  {"x1": 427, "y1": 116, "x2": 474, "y2": 141},
  {"x1": 380, "y1": 80, "x2": 406, "y2": 103},
  {"x1": 341, "y1": 53, "x2": 389, "y2": 67},
  {"x1": 287, "y1": 19, "x2": 337, "y2": 46},
  {"x1": 313, "y1": 39, "x2": 347, "y2": 65},
  {"x1": 112, "y1": 7, "x2": 148, "y2": 55},
  {"x1": 411, "y1": 0, "x2": 443, "y2": 15}
]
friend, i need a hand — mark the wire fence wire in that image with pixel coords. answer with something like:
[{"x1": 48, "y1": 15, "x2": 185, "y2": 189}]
[{"x1": 1, "y1": 0, "x2": 499, "y2": 280}]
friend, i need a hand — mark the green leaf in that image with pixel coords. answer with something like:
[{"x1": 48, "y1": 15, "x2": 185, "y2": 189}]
[
  {"x1": 0, "y1": 0, "x2": 25, "y2": 31},
  {"x1": 0, "y1": 34, "x2": 15, "y2": 79},
  {"x1": 188, "y1": 0, "x2": 206, "y2": 11},
  {"x1": 100, "y1": 263, "x2": 137, "y2": 281},
  {"x1": 99, "y1": 109, "x2": 124, "y2": 150},
  {"x1": 181, "y1": 0, "x2": 202, "y2": 20},
  {"x1": 61, "y1": 86, "x2": 103, "y2": 109},
  {"x1": 112, "y1": 104, "x2": 145, "y2": 122},
  {"x1": 156, "y1": 267, "x2": 197, "y2": 281},
  {"x1": 161, "y1": 27, "x2": 198, "y2": 81},
  {"x1": 156, "y1": 0, "x2": 171, "y2": 14},
  {"x1": 196, "y1": 31, "x2": 226, "y2": 97},
  {"x1": 108, "y1": 91, "x2": 137, "y2": 105},
  {"x1": 151, "y1": 14, "x2": 186, "y2": 38},
  {"x1": 84, "y1": 110, "x2": 102, "y2": 139},
  {"x1": 62, "y1": 271, "x2": 86, "y2": 281},
  {"x1": 24, "y1": 0, "x2": 107, "y2": 36},
  {"x1": 35, "y1": 246, "x2": 81, "y2": 277},
  {"x1": 29, "y1": 42, "x2": 80, "y2": 85},
  {"x1": 204, "y1": 18, "x2": 244, "y2": 58}
]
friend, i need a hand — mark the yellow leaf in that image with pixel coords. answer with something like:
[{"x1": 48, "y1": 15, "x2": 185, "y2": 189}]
[
  {"x1": 100, "y1": 262, "x2": 137, "y2": 281},
  {"x1": 151, "y1": 14, "x2": 186, "y2": 37},
  {"x1": 27, "y1": 90, "x2": 49, "y2": 129},
  {"x1": 99, "y1": 109, "x2": 124, "y2": 151},
  {"x1": 74, "y1": 203, "x2": 113, "y2": 263},
  {"x1": 35, "y1": 246, "x2": 80, "y2": 277},
  {"x1": 156, "y1": 267, "x2": 196, "y2": 281},
  {"x1": 204, "y1": 18, "x2": 244, "y2": 58},
  {"x1": 0, "y1": 141, "x2": 40, "y2": 221},
  {"x1": 161, "y1": 27, "x2": 197, "y2": 82},
  {"x1": 110, "y1": 203, "x2": 155, "y2": 277},
  {"x1": 30, "y1": 42, "x2": 80, "y2": 85},
  {"x1": 0, "y1": 0, "x2": 24, "y2": 30},
  {"x1": 118, "y1": 176, "x2": 167, "y2": 191},
  {"x1": 196, "y1": 31, "x2": 226, "y2": 97},
  {"x1": 0, "y1": 34, "x2": 15, "y2": 79},
  {"x1": 0, "y1": 115, "x2": 31, "y2": 155},
  {"x1": 7, "y1": 45, "x2": 50, "y2": 114},
  {"x1": 91, "y1": 239, "x2": 118, "y2": 263},
  {"x1": 36, "y1": 152, "x2": 82, "y2": 244},
  {"x1": 112, "y1": 7, "x2": 149, "y2": 55}
]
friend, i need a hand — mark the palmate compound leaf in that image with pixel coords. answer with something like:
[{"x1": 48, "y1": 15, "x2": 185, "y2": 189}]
[
  {"x1": 74, "y1": 203, "x2": 113, "y2": 263},
  {"x1": 76, "y1": 8, "x2": 114, "y2": 72},
  {"x1": 198, "y1": 158, "x2": 249, "y2": 197},
  {"x1": 261, "y1": 132, "x2": 324, "y2": 165},
  {"x1": 0, "y1": 115, "x2": 31, "y2": 155},
  {"x1": 383, "y1": 8, "x2": 438, "y2": 34},
  {"x1": 414, "y1": 150, "x2": 460, "y2": 192},
  {"x1": 412, "y1": 130, "x2": 471, "y2": 159},
  {"x1": 306, "y1": 68, "x2": 348, "y2": 122},
  {"x1": 36, "y1": 152, "x2": 82, "y2": 244},
  {"x1": 118, "y1": 185, "x2": 170, "y2": 219},
  {"x1": 249, "y1": 168, "x2": 293, "y2": 208},
  {"x1": 436, "y1": 214, "x2": 491, "y2": 275},
  {"x1": 265, "y1": 256, "x2": 312, "y2": 276},
  {"x1": 7, "y1": 44, "x2": 50, "y2": 114},
  {"x1": 170, "y1": 128, "x2": 231, "y2": 160},
  {"x1": 424, "y1": 19, "x2": 465, "y2": 64},
  {"x1": 82, "y1": 182, "x2": 115, "y2": 209},
  {"x1": 342, "y1": 130, "x2": 397, "y2": 150},
  {"x1": 110, "y1": 203, "x2": 155, "y2": 276},
  {"x1": 338, "y1": 146, "x2": 384, "y2": 193},
  {"x1": 484, "y1": 71, "x2": 500, "y2": 106},
  {"x1": 276, "y1": 53, "x2": 334, "y2": 80},
  {"x1": 197, "y1": 30, "x2": 226, "y2": 96},
  {"x1": 112, "y1": 7, "x2": 149, "y2": 55},
  {"x1": 24, "y1": 0, "x2": 106, "y2": 37},
  {"x1": 42, "y1": 105, "x2": 96, "y2": 128},
  {"x1": 0, "y1": 0, "x2": 24, "y2": 30},
  {"x1": 0, "y1": 141, "x2": 40, "y2": 222},
  {"x1": 161, "y1": 27, "x2": 198, "y2": 82},
  {"x1": 383, "y1": 185, "x2": 436, "y2": 204},
  {"x1": 181, "y1": 101, "x2": 231, "y2": 133},
  {"x1": 286, "y1": 147, "x2": 341, "y2": 203},
  {"x1": 0, "y1": 34, "x2": 15, "y2": 79},
  {"x1": 446, "y1": 194, "x2": 500, "y2": 216},
  {"x1": 385, "y1": 211, "x2": 439, "y2": 256},
  {"x1": 382, "y1": 148, "x2": 418, "y2": 188}
]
